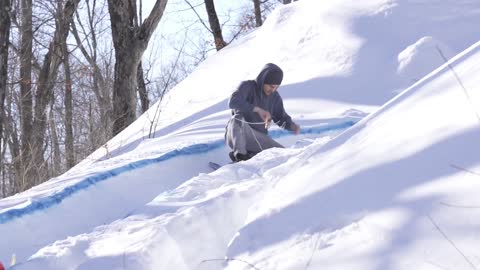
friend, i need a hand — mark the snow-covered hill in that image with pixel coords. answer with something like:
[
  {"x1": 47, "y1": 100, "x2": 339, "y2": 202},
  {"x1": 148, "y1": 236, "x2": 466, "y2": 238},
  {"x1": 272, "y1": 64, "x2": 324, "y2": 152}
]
[{"x1": 1, "y1": 0, "x2": 480, "y2": 269}]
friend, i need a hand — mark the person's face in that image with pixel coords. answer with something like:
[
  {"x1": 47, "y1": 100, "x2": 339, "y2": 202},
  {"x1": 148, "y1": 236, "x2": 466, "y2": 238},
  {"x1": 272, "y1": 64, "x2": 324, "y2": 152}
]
[{"x1": 263, "y1": 84, "x2": 279, "y2": 95}]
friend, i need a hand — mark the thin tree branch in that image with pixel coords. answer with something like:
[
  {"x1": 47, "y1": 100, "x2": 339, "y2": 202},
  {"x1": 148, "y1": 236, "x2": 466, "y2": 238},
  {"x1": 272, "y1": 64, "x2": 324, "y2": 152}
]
[
  {"x1": 138, "y1": 0, "x2": 168, "y2": 44},
  {"x1": 149, "y1": 33, "x2": 187, "y2": 138},
  {"x1": 450, "y1": 164, "x2": 480, "y2": 177},
  {"x1": 198, "y1": 258, "x2": 260, "y2": 270},
  {"x1": 440, "y1": 202, "x2": 480, "y2": 209},
  {"x1": 183, "y1": 0, "x2": 212, "y2": 33},
  {"x1": 436, "y1": 46, "x2": 480, "y2": 124},
  {"x1": 7, "y1": 42, "x2": 42, "y2": 71},
  {"x1": 427, "y1": 215, "x2": 477, "y2": 270}
]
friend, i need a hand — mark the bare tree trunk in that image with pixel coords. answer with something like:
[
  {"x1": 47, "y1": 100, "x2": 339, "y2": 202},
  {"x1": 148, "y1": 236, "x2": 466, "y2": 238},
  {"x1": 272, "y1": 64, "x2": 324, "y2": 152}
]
[
  {"x1": 27, "y1": 0, "x2": 80, "y2": 188},
  {"x1": 6, "y1": 87, "x2": 22, "y2": 193},
  {"x1": 1, "y1": 91, "x2": 11, "y2": 196},
  {"x1": 108, "y1": 0, "x2": 168, "y2": 136},
  {"x1": 2, "y1": 85, "x2": 14, "y2": 196},
  {"x1": 19, "y1": 0, "x2": 34, "y2": 189},
  {"x1": 111, "y1": 50, "x2": 137, "y2": 136},
  {"x1": 253, "y1": 0, "x2": 262, "y2": 27},
  {"x1": 204, "y1": 0, "x2": 226, "y2": 51},
  {"x1": 1, "y1": 162, "x2": 4, "y2": 197},
  {"x1": 96, "y1": 62, "x2": 112, "y2": 140},
  {"x1": 137, "y1": 61, "x2": 149, "y2": 113},
  {"x1": 136, "y1": 0, "x2": 149, "y2": 114},
  {"x1": 49, "y1": 107, "x2": 61, "y2": 175},
  {"x1": 62, "y1": 34, "x2": 75, "y2": 169},
  {"x1": 0, "y1": 0, "x2": 10, "y2": 198},
  {"x1": 88, "y1": 99, "x2": 95, "y2": 152}
]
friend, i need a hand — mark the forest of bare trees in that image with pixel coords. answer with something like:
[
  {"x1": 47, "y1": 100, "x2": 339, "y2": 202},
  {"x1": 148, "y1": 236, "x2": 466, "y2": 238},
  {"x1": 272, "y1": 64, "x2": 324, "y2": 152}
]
[{"x1": 0, "y1": 0, "x2": 296, "y2": 198}]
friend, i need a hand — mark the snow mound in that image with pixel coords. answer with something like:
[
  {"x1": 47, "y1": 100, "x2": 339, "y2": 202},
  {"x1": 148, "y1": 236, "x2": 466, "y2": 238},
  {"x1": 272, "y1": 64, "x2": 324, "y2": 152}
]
[
  {"x1": 223, "y1": 40, "x2": 480, "y2": 270},
  {"x1": 397, "y1": 36, "x2": 455, "y2": 83}
]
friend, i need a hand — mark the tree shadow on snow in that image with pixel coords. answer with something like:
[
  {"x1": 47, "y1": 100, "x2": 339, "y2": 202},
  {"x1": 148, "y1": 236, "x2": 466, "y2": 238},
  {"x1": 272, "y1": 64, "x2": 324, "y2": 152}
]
[{"x1": 226, "y1": 125, "x2": 480, "y2": 269}]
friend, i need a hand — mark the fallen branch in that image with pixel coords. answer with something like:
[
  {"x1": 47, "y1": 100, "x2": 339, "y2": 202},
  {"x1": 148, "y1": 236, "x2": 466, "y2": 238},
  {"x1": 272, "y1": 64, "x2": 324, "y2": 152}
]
[
  {"x1": 198, "y1": 257, "x2": 260, "y2": 270},
  {"x1": 305, "y1": 233, "x2": 322, "y2": 270},
  {"x1": 450, "y1": 164, "x2": 480, "y2": 177},
  {"x1": 427, "y1": 215, "x2": 476, "y2": 270},
  {"x1": 440, "y1": 202, "x2": 480, "y2": 209},
  {"x1": 436, "y1": 46, "x2": 480, "y2": 124}
]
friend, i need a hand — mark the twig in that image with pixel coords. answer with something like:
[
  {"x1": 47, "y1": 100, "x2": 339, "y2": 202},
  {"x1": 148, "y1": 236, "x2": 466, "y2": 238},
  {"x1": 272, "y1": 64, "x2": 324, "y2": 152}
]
[
  {"x1": 427, "y1": 215, "x2": 477, "y2": 270},
  {"x1": 183, "y1": 0, "x2": 213, "y2": 34},
  {"x1": 148, "y1": 32, "x2": 188, "y2": 138},
  {"x1": 425, "y1": 260, "x2": 450, "y2": 270},
  {"x1": 436, "y1": 46, "x2": 480, "y2": 124},
  {"x1": 440, "y1": 202, "x2": 480, "y2": 209},
  {"x1": 305, "y1": 233, "x2": 321, "y2": 269},
  {"x1": 450, "y1": 164, "x2": 480, "y2": 177},
  {"x1": 198, "y1": 257, "x2": 260, "y2": 270}
]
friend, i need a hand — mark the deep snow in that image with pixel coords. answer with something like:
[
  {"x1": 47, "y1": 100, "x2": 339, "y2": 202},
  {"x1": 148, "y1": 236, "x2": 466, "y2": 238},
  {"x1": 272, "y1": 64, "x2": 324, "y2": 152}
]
[{"x1": 1, "y1": 0, "x2": 480, "y2": 269}]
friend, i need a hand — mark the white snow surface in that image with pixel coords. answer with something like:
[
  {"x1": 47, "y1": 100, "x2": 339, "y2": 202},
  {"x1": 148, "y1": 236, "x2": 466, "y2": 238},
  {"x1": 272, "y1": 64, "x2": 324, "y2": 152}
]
[{"x1": 2, "y1": 0, "x2": 480, "y2": 269}]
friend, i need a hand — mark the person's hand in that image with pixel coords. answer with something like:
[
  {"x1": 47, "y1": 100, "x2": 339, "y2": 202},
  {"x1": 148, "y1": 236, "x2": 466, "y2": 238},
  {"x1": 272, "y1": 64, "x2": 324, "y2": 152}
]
[
  {"x1": 291, "y1": 123, "x2": 300, "y2": 135},
  {"x1": 253, "y1": 106, "x2": 272, "y2": 128}
]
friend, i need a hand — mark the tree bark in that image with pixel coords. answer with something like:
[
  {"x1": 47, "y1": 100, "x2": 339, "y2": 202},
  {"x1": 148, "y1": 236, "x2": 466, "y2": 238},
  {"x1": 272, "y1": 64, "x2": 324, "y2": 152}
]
[
  {"x1": 19, "y1": 0, "x2": 34, "y2": 188},
  {"x1": 5, "y1": 86, "x2": 22, "y2": 192},
  {"x1": 137, "y1": 61, "x2": 149, "y2": 113},
  {"x1": 204, "y1": 0, "x2": 227, "y2": 51},
  {"x1": 0, "y1": 0, "x2": 11, "y2": 195},
  {"x1": 108, "y1": 0, "x2": 168, "y2": 136},
  {"x1": 88, "y1": 99, "x2": 95, "y2": 152},
  {"x1": 253, "y1": 0, "x2": 262, "y2": 27},
  {"x1": 62, "y1": 33, "x2": 74, "y2": 169},
  {"x1": 49, "y1": 107, "x2": 61, "y2": 175}
]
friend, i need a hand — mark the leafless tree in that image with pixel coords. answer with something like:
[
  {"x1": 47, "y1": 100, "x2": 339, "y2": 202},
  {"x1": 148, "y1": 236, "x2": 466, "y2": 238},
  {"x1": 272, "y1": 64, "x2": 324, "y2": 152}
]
[
  {"x1": 61, "y1": 15, "x2": 74, "y2": 169},
  {"x1": 3, "y1": 0, "x2": 81, "y2": 192},
  {"x1": 183, "y1": 0, "x2": 227, "y2": 51},
  {"x1": 233, "y1": 0, "x2": 280, "y2": 34},
  {"x1": 18, "y1": 0, "x2": 34, "y2": 192},
  {"x1": 71, "y1": 0, "x2": 113, "y2": 146},
  {"x1": 107, "y1": 0, "x2": 168, "y2": 136},
  {"x1": 0, "y1": 0, "x2": 11, "y2": 196},
  {"x1": 204, "y1": 0, "x2": 226, "y2": 51},
  {"x1": 0, "y1": 0, "x2": 183, "y2": 196},
  {"x1": 0, "y1": 0, "x2": 290, "y2": 197},
  {"x1": 49, "y1": 104, "x2": 61, "y2": 175},
  {"x1": 28, "y1": 0, "x2": 80, "y2": 187},
  {"x1": 253, "y1": 0, "x2": 262, "y2": 27}
]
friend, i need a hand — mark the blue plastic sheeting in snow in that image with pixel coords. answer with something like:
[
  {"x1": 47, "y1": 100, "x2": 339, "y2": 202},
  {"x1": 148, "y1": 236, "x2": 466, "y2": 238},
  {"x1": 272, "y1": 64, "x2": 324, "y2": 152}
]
[{"x1": 0, "y1": 120, "x2": 356, "y2": 224}]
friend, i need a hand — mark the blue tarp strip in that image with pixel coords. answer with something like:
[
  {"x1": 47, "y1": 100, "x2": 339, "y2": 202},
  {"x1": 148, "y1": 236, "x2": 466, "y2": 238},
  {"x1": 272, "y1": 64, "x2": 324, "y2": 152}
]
[{"x1": 0, "y1": 120, "x2": 356, "y2": 224}]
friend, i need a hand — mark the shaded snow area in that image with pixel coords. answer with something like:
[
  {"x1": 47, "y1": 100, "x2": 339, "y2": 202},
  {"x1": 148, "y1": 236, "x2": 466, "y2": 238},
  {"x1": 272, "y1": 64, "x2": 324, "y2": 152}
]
[{"x1": 2, "y1": 0, "x2": 480, "y2": 269}]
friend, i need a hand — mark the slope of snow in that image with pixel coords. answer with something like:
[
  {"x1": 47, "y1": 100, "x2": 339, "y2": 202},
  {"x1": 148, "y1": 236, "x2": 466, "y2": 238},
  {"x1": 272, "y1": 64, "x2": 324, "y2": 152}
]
[
  {"x1": 2, "y1": 0, "x2": 480, "y2": 269},
  {"x1": 223, "y1": 40, "x2": 480, "y2": 270}
]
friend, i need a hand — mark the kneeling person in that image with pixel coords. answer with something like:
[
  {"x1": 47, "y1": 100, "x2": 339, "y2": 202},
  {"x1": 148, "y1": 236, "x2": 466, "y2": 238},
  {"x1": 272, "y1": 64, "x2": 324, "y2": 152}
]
[{"x1": 225, "y1": 63, "x2": 300, "y2": 162}]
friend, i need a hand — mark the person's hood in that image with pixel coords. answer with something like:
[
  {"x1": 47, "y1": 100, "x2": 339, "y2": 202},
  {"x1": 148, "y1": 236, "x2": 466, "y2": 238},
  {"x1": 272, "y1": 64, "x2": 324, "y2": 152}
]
[{"x1": 255, "y1": 63, "x2": 283, "y2": 95}]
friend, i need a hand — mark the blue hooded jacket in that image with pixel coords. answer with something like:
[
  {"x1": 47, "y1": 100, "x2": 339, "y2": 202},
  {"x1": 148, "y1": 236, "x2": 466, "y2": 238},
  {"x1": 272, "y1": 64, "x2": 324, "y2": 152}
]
[{"x1": 228, "y1": 63, "x2": 294, "y2": 134}]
